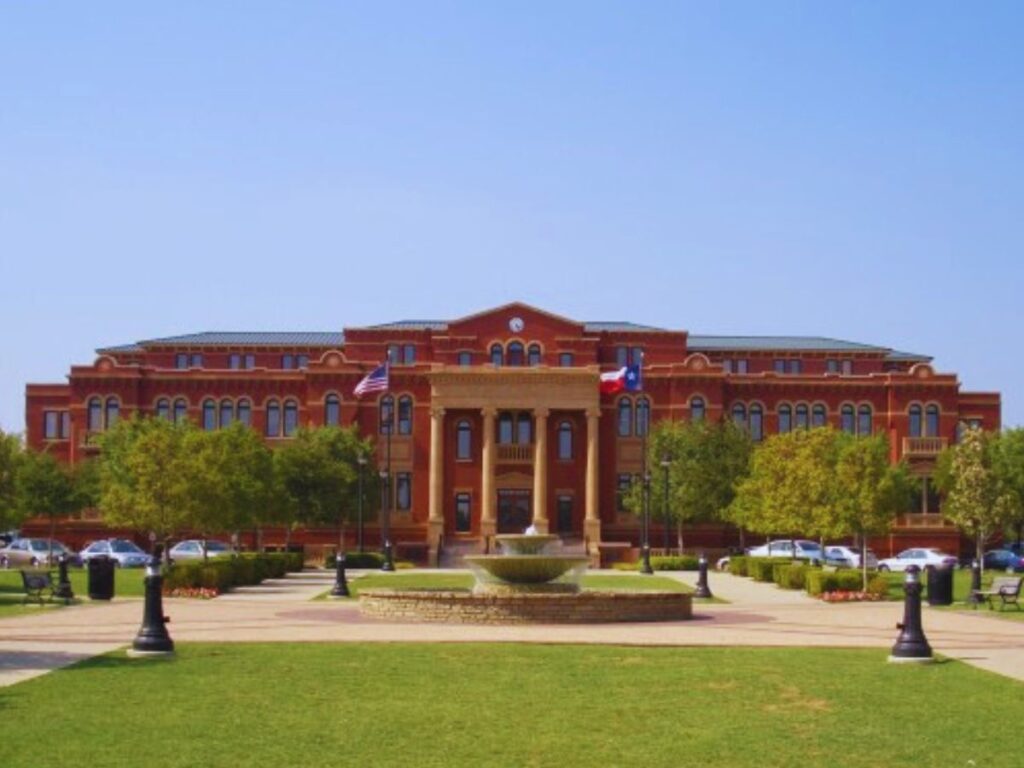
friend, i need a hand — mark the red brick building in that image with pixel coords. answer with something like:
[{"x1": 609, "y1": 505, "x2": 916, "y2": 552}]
[{"x1": 24, "y1": 302, "x2": 1001, "y2": 560}]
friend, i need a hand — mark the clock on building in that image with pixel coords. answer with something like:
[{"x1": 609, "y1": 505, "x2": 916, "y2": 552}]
[{"x1": 508, "y1": 316, "x2": 524, "y2": 333}]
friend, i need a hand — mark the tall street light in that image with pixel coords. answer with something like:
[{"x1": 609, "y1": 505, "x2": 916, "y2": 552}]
[
  {"x1": 640, "y1": 398, "x2": 653, "y2": 575},
  {"x1": 357, "y1": 453, "x2": 367, "y2": 554},
  {"x1": 380, "y1": 410, "x2": 395, "y2": 572},
  {"x1": 661, "y1": 454, "x2": 671, "y2": 554}
]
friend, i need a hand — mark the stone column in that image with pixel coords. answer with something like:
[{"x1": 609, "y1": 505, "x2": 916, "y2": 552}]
[
  {"x1": 584, "y1": 408, "x2": 602, "y2": 556},
  {"x1": 427, "y1": 407, "x2": 445, "y2": 564},
  {"x1": 532, "y1": 408, "x2": 549, "y2": 533},
  {"x1": 480, "y1": 407, "x2": 497, "y2": 542}
]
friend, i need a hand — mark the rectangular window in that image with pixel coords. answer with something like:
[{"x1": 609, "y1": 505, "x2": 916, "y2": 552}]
[
  {"x1": 842, "y1": 360, "x2": 853, "y2": 375},
  {"x1": 615, "y1": 346, "x2": 629, "y2": 368},
  {"x1": 61, "y1": 411, "x2": 70, "y2": 438},
  {"x1": 455, "y1": 493, "x2": 471, "y2": 533},
  {"x1": 556, "y1": 495, "x2": 573, "y2": 533},
  {"x1": 387, "y1": 344, "x2": 400, "y2": 364},
  {"x1": 297, "y1": 355, "x2": 309, "y2": 369},
  {"x1": 402, "y1": 345, "x2": 416, "y2": 365},
  {"x1": 722, "y1": 359, "x2": 733, "y2": 374},
  {"x1": 736, "y1": 359, "x2": 748, "y2": 374},
  {"x1": 396, "y1": 472, "x2": 412, "y2": 511},
  {"x1": 44, "y1": 411, "x2": 60, "y2": 439},
  {"x1": 175, "y1": 353, "x2": 189, "y2": 369},
  {"x1": 788, "y1": 359, "x2": 802, "y2": 374},
  {"x1": 457, "y1": 351, "x2": 472, "y2": 366},
  {"x1": 616, "y1": 474, "x2": 632, "y2": 512},
  {"x1": 631, "y1": 347, "x2": 644, "y2": 366},
  {"x1": 827, "y1": 360, "x2": 839, "y2": 374},
  {"x1": 190, "y1": 354, "x2": 203, "y2": 368},
  {"x1": 245, "y1": 354, "x2": 256, "y2": 369},
  {"x1": 230, "y1": 354, "x2": 241, "y2": 369},
  {"x1": 559, "y1": 352, "x2": 574, "y2": 367},
  {"x1": 773, "y1": 359, "x2": 786, "y2": 374},
  {"x1": 282, "y1": 354, "x2": 294, "y2": 369}
]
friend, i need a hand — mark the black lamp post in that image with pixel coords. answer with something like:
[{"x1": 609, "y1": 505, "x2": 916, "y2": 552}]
[
  {"x1": 889, "y1": 565, "x2": 932, "y2": 663},
  {"x1": 380, "y1": 412, "x2": 395, "y2": 572},
  {"x1": 639, "y1": 398, "x2": 653, "y2": 575},
  {"x1": 694, "y1": 552, "x2": 713, "y2": 599},
  {"x1": 130, "y1": 553, "x2": 174, "y2": 657},
  {"x1": 54, "y1": 553, "x2": 74, "y2": 602},
  {"x1": 968, "y1": 558, "x2": 982, "y2": 605},
  {"x1": 357, "y1": 454, "x2": 367, "y2": 554},
  {"x1": 660, "y1": 454, "x2": 671, "y2": 555},
  {"x1": 330, "y1": 551, "x2": 350, "y2": 597}
]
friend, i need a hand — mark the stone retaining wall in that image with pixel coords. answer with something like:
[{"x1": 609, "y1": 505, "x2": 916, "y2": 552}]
[{"x1": 358, "y1": 589, "x2": 693, "y2": 624}]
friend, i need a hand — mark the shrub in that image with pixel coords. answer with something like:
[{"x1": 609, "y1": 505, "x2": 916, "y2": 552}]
[
  {"x1": 748, "y1": 558, "x2": 789, "y2": 582},
  {"x1": 774, "y1": 563, "x2": 811, "y2": 590},
  {"x1": 728, "y1": 556, "x2": 748, "y2": 577},
  {"x1": 609, "y1": 555, "x2": 700, "y2": 572},
  {"x1": 162, "y1": 553, "x2": 302, "y2": 595},
  {"x1": 866, "y1": 574, "x2": 890, "y2": 599},
  {"x1": 325, "y1": 552, "x2": 384, "y2": 569},
  {"x1": 805, "y1": 569, "x2": 865, "y2": 596}
]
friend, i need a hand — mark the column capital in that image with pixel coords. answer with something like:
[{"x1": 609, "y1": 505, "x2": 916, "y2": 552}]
[
  {"x1": 585, "y1": 408, "x2": 601, "y2": 420},
  {"x1": 430, "y1": 406, "x2": 446, "y2": 419},
  {"x1": 481, "y1": 406, "x2": 498, "y2": 419},
  {"x1": 534, "y1": 407, "x2": 550, "y2": 419}
]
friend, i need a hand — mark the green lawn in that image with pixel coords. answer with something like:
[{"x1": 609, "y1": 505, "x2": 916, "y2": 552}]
[
  {"x1": 2, "y1": 643, "x2": 1021, "y2": 767},
  {"x1": 321, "y1": 571, "x2": 693, "y2": 599},
  {"x1": 0, "y1": 567, "x2": 146, "y2": 617}
]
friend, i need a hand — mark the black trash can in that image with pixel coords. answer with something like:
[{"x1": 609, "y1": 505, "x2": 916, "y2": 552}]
[
  {"x1": 927, "y1": 565, "x2": 954, "y2": 606},
  {"x1": 87, "y1": 556, "x2": 116, "y2": 600}
]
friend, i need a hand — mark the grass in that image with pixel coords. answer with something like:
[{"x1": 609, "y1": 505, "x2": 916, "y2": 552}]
[
  {"x1": 0, "y1": 567, "x2": 147, "y2": 617},
  {"x1": 2, "y1": 643, "x2": 1022, "y2": 768},
  {"x1": 318, "y1": 571, "x2": 694, "y2": 599}
]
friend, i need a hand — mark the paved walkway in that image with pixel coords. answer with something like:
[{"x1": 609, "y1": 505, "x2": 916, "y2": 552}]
[{"x1": 1, "y1": 569, "x2": 1022, "y2": 687}]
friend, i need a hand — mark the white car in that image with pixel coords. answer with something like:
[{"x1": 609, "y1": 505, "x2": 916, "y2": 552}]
[
  {"x1": 168, "y1": 539, "x2": 236, "y2": 561},
  {"x1": 877, "y1": 548, "x2": 957, "y2": 572},
  {"x1": 79, "y1": 539, "x2": 151, "y2": 568},
  {"x1": 746, "y1": 539, "x2": 824, "y2": 561},
  {"x1": 824, "y1": 545, "x2": 878, "y2": 569}
]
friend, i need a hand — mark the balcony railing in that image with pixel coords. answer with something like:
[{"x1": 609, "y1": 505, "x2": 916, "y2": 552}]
[
  {"x1": 497, "y1": 444, "x2": 533, "y2": 464},
  {"x1": 902, "y1": 437, "x2": 948, "y2": 457},
  {"x1": 80, "y1": 431, "x2": 103, "y2": 450}
]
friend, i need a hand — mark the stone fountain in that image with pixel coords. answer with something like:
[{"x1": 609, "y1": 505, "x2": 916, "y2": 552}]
[{"x1": 358, "y1": 531, "x2": 692, "y2": 624}]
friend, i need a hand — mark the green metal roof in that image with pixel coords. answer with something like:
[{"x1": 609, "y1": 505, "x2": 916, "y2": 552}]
[
  {"x1": 363, "y1": 320, "x2": 449, "y2": 331},
  {"x1": 687, "y1": 335, "x2": 930, "y2": 360},
  {"x1": 99, "y1": 332, "x2": 345, "y2": 353},
  {"x1": 583, "y1": 321, "x2": 667, "y2": 333}
]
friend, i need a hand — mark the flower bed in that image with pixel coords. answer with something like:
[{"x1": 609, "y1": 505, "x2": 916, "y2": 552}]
[
  {"x1": 165, "y1": 586, "x2": 220, "y2": 600},
  {"x1": 820, "y1": 590, "x2": 884, "y2": 603}
]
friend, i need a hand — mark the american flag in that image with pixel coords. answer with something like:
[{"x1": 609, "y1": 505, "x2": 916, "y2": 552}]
[{"x1": 353, "y1": 362, "x2": 389, "y2": 397}]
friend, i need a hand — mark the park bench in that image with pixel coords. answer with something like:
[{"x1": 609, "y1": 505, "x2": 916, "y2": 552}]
[
  {"x1": 971, "y1": 576, "x2": 1022, "y2": 611},
  {"x1": 20, "y1": 570, "x2": 56, "y2": 605}
]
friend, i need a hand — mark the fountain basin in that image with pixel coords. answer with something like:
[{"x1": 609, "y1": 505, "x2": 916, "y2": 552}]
[
  {"x1": 464, "y1": 554, "x2": 590, "y2": 590},
  {"x1": 493, "y1": 534, "x2": 560, "y2": 555}
]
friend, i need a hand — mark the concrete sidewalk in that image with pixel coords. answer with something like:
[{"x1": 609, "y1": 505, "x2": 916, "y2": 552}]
[{"x1": 1, "y1": 569, "x2": 1022, "y2": 687}]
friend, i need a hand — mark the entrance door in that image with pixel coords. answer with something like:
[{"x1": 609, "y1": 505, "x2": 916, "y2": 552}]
[
  {"x1": 497, "y1": 489, "x2": 532, "y2": 533},
  {"x1": 556, "y1": 495, "x2": 574, "y2": 534}
]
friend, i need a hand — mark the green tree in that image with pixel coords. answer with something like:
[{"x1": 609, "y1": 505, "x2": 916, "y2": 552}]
[
  {"x1": 937, "y1": 427, "x2": 1016, "y2": 574},
  {"x1": 0, "y1": 430, "x2": 24, "y2": 532},
  {"x1": 98, "y1": 416, "x2": 196, "y2": 556},
  {"x1": 15, "y1": 449, "x2": 77, "y2": 560},
  {"x1": 833, "y1": 433, "x2": 911, "y2": 588},
  {"x1": 991, "y1": 428, "x2": 1024, "y2": 547}
]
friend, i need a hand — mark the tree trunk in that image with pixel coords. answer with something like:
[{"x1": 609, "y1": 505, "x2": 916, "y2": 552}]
[
  {"x1": 738, "y1": 528, "x2": 746, "y2": 550},
  {"x1": 977, "y1": 532, "x2": 985, "y2": 580},
  {"x1": 861, "y1": 533, "x2": 869, "y2": 592},
  {"x1": 677, "y1": 520, "x2": 685, "y2": 553},
  {"x1": 285, "y1": 526, "x2": 293, "y2": 551}
]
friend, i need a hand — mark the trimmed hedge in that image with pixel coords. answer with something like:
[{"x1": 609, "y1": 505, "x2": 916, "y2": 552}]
[
  {"x1": 804, "y1": 569, "x2": 864, "y2": 596},
  {"x1": 728, "y1": 556, "x2": 749, "y2": 577},
  {"x1": 773, "y1": 563, "x2": 812, "y2": 590},
  {"x1": 611, "y1": 555, "x2": 700, "y2": 572},
  {"x1": 163, "y1": 553, "x2": 302, "y2": 593},
  {"x1": 748, "y1": 557, "x2": 790, "y2": 583},
  {"x1": 324, "y1": 552, "x2": 416, "y2": 569}
]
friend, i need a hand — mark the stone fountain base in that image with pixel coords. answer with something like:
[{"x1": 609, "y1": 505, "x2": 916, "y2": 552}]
[{"x1": 358, "y1": 589, "x2": 692, "y2": 624}]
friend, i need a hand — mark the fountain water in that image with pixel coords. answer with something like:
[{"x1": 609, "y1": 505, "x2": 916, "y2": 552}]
[{"x1": 465, "y1": 534, "x2": 589, "y2": 594}]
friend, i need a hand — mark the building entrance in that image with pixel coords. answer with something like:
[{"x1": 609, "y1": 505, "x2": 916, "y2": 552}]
[{"x1": 497, "y1": 489, "x2": 532, "y2": 533}]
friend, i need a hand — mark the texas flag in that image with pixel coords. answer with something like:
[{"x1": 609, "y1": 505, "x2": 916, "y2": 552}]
[{"x1": 600, "y1": 364, "x2": 642, "y2": 395}]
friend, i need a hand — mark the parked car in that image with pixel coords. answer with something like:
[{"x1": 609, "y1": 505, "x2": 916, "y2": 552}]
[
  {"x1": 824, "y1": 545, "x2": 879, "y2": 569},
  {"x1": 0, "y1": 538, "x2": 79, "y2": 568},
  {"x1": 168, "y1": 539, "x2": 236, "y2": 561},
  {"x1": 877, "y1": 548, "x2": 957, "y2": 572},
  {"x1": 0, "y1": 530, "x2": 18, "y2": 547},
  {"x1": 79, "y1": 539, "x2": 151, "y2": 568},
  {"x1": 982, "y1": 549, "x2": 1024, "y2": 573},
  {"x1": 746, "y1": 539, "x2": 824, "y2": 562}
]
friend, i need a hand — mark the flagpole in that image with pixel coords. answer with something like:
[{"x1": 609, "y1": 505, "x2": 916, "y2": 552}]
[
  {"x1": 381, "y1": 364, "x2": 395, "y2": 572},
  {"x1": 639, "y1": 352, "x2": 653, "y2": 575}
]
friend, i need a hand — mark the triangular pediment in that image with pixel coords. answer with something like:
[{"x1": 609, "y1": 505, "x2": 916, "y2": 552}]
[{"x1": 446, "y1": 302, "x2": 583, "y2": 339}]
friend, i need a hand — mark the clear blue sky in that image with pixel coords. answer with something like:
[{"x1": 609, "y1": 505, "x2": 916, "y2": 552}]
[{"x1": 1, "y1": 2, "x2": 1021, "y2": 432}]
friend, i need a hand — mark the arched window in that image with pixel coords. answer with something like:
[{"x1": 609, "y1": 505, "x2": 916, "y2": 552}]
[
  {"x1": 841, "y1": 405, "x2": 856, "y2": 434},
  {"x1": 516, "y1": 412, "x2": 532, "y2": 445},
  {"x1": 219, "y1": 399, "x2": 234, "y2": 428},
  {"x1": 88, "y1": 397, "x2": 103, "y2": 432},
  {"x1": 690, "y1": 397, "x2": 705, "y2": 422},
  {"x1": 266, "y1": 400, "x2": 281, "y2": 437},
  {"x1": 558, "y1": 421, "x2": 573, "y2": 459},
  {"x1": 283, "y1": 400, "x2": 299, "y2": 437},
  {"x1": 636, "y1": 398, "x2": 650, "y2": 437},
  {"x1": 456, "y1": 420, "x2": 472, "y2": 460},
  {"x1": 908, "y1": 404, "x2": 922, "y2": 438},
  {"x1": 237, "y1": 399, "x2": 251, "y2": 427},
  {"x1": 156, "y1": 399, "x2": 170, "y2": 421},
  {"x1": 325, "y1": 394, "x2": 340, "y2": 426},
  {"x1": 750, "y1": 404, "x2": 763, "y2": 442},
  {"x1": 811, "y1": 404, "x2": 827, "y2": 428},
  {"x1": 173, "y1": 399, "x2": 188, "y2": 424},
  {"x1": 498, "y1": 412, "x2": 514, "y2": 444},
  {"x1": 397, "y1": 396, "x2": 413, "y2": 435},
  {"x1": 925, "y1": 404, "x2": 940, "y2": 437},
  {"x1": 731, "y1": 403, "x2": 747, "y2": 430},
  {"x1": 379, "y1": 396, "x2": 394, "y2": 434},
  {"x1": 778, "y1": 404, "x2": 792, "y2": 434},
  {"x1": 618, "y1": 399, "x2": 633, "y2": 437},
  {"x1": 490, "y1": 344, "x2": 503, "y2": 367},
  {"x1": 105, "y1": 397, "x2": 120, "y2": 429},
  {"x1": 858, "y1": 404, "x2": 872, "y2": 436},
  {"x1": 202, "y1": 399, "x2": 217, "y2": 431},
  {"x1": 795, "y1": 404, "x2": 809, "y2": 430},
  {"x1": 507, "y1": 342, "x2": 524, "y2": 367},
  {"x1": 527, "y1": 344, "x2": 542, "y2": 366}
]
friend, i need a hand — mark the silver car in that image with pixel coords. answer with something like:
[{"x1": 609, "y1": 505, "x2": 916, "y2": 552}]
[
  {"x1": 825, "y1": 545, "x2": 879, "y2": 569},
  {"x1": 0, "y1": 538, "x2": 76, "y2": 568},
  {"x1": 79, "y1": 539, "x2": 151, "y2": 568},
  {"x1": 168, "y1": 539, "x2": 236, "y2": 561}
]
